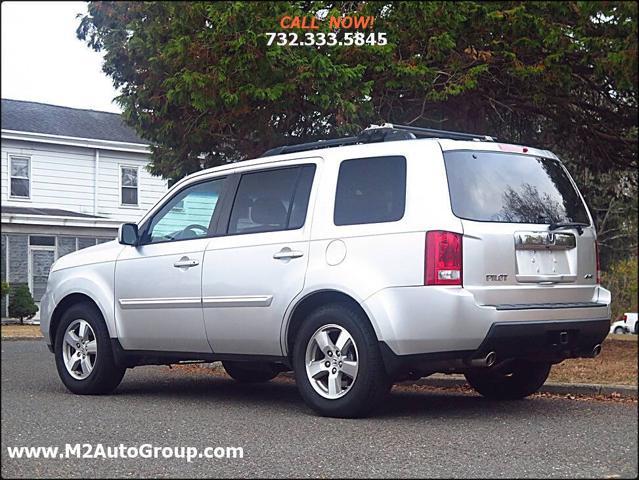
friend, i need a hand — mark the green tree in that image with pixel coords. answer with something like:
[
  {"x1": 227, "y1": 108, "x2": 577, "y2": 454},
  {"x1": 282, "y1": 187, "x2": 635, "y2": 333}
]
[
  {"x1": 8, "y1": 284, "x2": 38, "y2": 325},
  {"x1": 77, "y1": 1, "x2": 637, "y2": 267},
  {"x1": 571, "y1": 165, "x2": 637, "y2": 268},
  {"x1": 602, "y1": 255, "x2": 638, "y2": 321},
  {"x1": 1, "y1": 282, "x2": 9, "y2": 297}
]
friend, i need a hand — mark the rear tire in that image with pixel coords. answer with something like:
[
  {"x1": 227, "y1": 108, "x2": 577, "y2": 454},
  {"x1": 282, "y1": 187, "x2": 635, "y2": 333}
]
[
  {"x1": 54, "y1": 302, "x2": 125, "y2": 395},
  {"x1": 222, "y1": 361, "x2": 279, "y2": 383},
  {"x1": 292, "y1": 303, "x2": 390, "y2": 418},
  {"x1": 464, "y1": 360, "x2": 551, "y2": 400},
  {"x1": 614, "y1": 326, "x2": 625, "y2": 335}
]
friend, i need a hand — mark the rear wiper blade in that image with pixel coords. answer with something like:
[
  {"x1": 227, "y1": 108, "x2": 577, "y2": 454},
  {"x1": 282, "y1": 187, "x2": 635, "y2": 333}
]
[{"x1": 548, "y1": 222, "x2": 589, "y2": 235}]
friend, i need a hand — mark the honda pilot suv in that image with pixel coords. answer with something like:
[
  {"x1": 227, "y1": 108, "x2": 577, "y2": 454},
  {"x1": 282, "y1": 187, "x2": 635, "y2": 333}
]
[{"x1": 41, "y1": 124, "x2": 610, "y2": 418}]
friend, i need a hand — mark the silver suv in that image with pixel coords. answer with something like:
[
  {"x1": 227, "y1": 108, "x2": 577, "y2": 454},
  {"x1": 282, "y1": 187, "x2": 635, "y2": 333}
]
[{"x1": 41, "y1": 124, "x2": 610, "y2": 418}]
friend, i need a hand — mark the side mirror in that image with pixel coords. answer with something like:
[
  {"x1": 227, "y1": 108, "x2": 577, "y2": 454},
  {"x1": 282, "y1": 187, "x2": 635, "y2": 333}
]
[{"x1": 118, "y1": 223, "x2": 139, "y2": 246}]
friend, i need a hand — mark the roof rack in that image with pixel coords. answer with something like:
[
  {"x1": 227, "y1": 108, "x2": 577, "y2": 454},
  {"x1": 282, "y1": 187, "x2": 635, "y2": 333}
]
[{"x1": 260, "y1": 123, "x2": 494, "y2": 157}]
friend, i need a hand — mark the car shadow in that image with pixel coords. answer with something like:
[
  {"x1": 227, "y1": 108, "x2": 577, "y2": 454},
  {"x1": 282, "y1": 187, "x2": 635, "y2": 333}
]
[{"x1": 106, "y1": 367, "x2": 548, "y2": 420}]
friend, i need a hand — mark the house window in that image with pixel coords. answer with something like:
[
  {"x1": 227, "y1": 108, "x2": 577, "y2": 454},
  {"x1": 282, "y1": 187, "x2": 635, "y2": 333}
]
[
  {"x1": 9, "y1": 155, "x2": 30, "y2": 198},
  {"x1": 121, "y1": 166, "x2": 139, "y2": 206},
  {"x1": 29, "y1": 236, "x2": 55, "y2": 246}
]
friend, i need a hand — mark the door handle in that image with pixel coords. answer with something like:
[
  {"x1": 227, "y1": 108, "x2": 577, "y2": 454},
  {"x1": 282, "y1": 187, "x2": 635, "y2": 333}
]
[
  {"x1": 173, "y1": 257, "x2": 199, "y2": 268},
  {"x1": 273, "y1": 248, "x2": 304, "y2": 260}
]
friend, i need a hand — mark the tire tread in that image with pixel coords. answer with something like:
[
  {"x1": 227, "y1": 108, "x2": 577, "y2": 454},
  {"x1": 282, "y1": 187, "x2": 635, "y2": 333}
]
[
  {"x1": 464, "y1": 360, "x2": 551, "y2": 400},
  {"x1": 292, "y1": 303, "x2": 390, "y2": 418},
  {"x1": 54, "y1": 301, "x2": 125, "y2": 395}
]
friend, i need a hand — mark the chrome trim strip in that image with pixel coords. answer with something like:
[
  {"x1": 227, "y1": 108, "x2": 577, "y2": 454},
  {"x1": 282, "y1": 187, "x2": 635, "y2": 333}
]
[
  {"x1": 119, "y1": 297, "x2": 202, "y2": 309},
  {"x1": 494, "y1": 302, "x2": 607, "y2": 311},
  {"x1": 119, "y1": 295, "x2": 274, "y2": 309},
  {"x1": 202, "y1": 295, "x2": 273, "y2": 308},
  {"x1": 515, "y1": 232, "x2": 576, "y2": 250},
  {"x1": 515, "y1": 274, "x2": 577, "y2": 284}
]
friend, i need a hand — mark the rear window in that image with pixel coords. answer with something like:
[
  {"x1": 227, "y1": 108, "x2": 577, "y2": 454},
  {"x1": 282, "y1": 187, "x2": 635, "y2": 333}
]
[
  {"x1": 444, "y1": 151, "x2": 589, "y2": 224},
  {"x1": 334, "y1": 156, "x2": 406, "y2": 226}
]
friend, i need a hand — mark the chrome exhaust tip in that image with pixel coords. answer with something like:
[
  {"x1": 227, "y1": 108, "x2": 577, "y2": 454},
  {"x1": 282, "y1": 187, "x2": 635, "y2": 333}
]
[
  {"x1": 468, "y1": 351, "x2": 497, "y2": 368},
  {"x1": 485, "y1": 351, "x2": 497, "y2": 367},
  {"x1": 592, "y1": 344, "x2": 602, "y2": 358}
]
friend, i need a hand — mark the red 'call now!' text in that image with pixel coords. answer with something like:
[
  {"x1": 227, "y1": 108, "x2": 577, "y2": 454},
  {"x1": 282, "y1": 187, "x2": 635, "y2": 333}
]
[{"x1": 279, "y1": 15, "x2": 375, "y2": 30}]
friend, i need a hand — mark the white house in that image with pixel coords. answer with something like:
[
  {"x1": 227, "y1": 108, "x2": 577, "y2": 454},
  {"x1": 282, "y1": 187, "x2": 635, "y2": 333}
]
[{"x1": 1, "y1": 99, "x2": 168, "y2": 315}]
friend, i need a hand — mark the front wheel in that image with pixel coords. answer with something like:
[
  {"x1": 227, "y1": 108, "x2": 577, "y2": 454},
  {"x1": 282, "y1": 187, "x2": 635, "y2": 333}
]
[
  {"x1": 54, "y1": 302, "x2": 125, "y2": 395},
  {"x1": 292, "y1": 304, "x2": 390, "y2": 418},
  {"x1": 464, "y1": 360, "x2": 551, "y2": 400}
]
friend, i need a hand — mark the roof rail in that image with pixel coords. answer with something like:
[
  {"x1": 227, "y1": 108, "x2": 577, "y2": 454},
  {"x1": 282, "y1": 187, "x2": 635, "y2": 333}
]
[
  {"x1": 373, "y1": 123, "x2": 495, "y2": 142},
  {"x1": 260, "y1": 135, "x2": 360, "y2": 157},
  {"x1": 260, "y1": 123, "x2": 494, "y2": 157}
]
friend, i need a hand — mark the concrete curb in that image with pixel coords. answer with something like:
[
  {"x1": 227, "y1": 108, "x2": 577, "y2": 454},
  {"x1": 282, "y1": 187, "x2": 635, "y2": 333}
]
[
  {"x1": 1, "y1": 318, "x2": 40, "y2": 325},
  {"x1": 1, "y1": 336, "x2": 43, "y2": 342},
  {"x1": 412, "y1": 375, "x2": 638, "y2": 398}
]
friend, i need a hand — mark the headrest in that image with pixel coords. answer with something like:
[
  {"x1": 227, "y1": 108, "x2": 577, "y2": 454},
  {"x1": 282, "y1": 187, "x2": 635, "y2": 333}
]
[{"x1": 250, "y1": 197, "x2": 287, "y2": 226}]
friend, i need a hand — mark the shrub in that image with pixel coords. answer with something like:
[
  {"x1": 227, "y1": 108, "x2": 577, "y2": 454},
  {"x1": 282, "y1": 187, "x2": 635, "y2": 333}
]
[
  {"x1": 0, "y1": 281, "x2": 9, "y2": 297},
  {"x1": 602, "y1": 256, "x2": 638, "y2": 322},
  {"x1": 8, "y1": 284, "x2": 38, "y2": 324}
]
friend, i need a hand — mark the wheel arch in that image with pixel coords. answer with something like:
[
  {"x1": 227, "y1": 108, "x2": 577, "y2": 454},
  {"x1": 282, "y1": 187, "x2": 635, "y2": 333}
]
[
  {"x1": 50, "y1": 293, "x2": 110, "y2": 349},
  {"x1": 283, "y1": 289, "x2": 381, "y2": 358}
]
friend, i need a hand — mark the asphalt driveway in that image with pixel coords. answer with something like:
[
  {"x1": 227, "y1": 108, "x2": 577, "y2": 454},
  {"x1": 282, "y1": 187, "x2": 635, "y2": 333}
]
[{"x1": 2, "y1": 340, "x2": 637, "y2": 478}]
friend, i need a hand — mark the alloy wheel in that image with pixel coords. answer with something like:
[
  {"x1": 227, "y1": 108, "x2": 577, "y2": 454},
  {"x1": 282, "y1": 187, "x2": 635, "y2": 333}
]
[
  {"x1": 62, "y1": 319, "x2": 97, "y2": 380},
  {"x1": 305, "y1": 323, "x2": 359, "y2": 399}
]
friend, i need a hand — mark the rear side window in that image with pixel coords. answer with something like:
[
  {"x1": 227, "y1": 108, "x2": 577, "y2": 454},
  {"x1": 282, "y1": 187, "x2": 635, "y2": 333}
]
[
  {"x1": 444, "y1": 151, "x2": 589, "y2": 224},
  {"x1": 334, "y1": 156, "x2": 407, "y2": 226},
  {"x1": 228, "y1": 165, "x2": 316, "y2": 235}
]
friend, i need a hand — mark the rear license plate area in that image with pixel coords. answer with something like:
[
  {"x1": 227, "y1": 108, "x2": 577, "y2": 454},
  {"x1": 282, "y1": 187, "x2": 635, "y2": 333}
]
[{"x1": 516, "y1": 249, "x2": 572, "y2": 276}]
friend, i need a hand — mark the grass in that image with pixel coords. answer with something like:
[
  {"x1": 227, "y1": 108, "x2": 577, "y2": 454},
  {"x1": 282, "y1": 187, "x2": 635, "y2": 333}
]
[
  {"x1": 1, "y1": 324, "x2": 42, "y2": 339},
  {"x1": 607, "y1": 333, "x2": 637, "y2": 342},
  {"x1": 549, "y1": 337, "x2": 637, "y2": 386}
]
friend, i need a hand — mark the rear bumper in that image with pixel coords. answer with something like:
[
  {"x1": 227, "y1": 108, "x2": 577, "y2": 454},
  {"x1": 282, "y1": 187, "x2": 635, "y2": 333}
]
[
  {"x1": 380, "y1": 318, "x2": 609, "y2": 377},
  {"x1": 472, "y1": 318, "x2": 608, "y2": 360},
  {"x1": 364, "y1": 285, "x2": 610, "y2": 356}
]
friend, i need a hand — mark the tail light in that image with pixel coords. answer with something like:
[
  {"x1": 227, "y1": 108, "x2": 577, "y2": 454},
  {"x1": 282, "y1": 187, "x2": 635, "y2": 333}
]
[
  {"x1": 594, "y1": 239, "x2": 601, "y2": 284},
  {"x1": 425, "y1": 231, "x2": 463, "y2": 285},
  {"x1": 623, "y1": 314, "x2": 627, "y2": 323}
]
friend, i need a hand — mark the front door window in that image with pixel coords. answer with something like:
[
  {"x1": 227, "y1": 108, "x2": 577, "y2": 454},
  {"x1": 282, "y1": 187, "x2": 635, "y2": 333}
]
[{"x1": 142, "y1": 178, "x2": 226, "y2": 244}]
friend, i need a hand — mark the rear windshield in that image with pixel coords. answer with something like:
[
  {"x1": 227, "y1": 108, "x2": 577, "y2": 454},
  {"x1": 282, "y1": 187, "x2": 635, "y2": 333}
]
[{"x1": 443, "y1": 151, "x2": 589, "y2": 224}]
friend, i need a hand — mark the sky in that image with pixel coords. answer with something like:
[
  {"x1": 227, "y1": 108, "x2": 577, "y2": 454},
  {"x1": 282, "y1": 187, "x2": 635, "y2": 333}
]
[{"x1": 1, "y1": 1, "x2": 121, "y2": 113}]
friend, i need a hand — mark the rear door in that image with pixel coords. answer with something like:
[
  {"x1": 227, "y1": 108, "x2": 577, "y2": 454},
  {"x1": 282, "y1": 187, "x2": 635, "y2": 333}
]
[
  {"x1": 443, "y1": 149, "x2": 599, "y2": 307},
  {"x1": 201, "y1": 162, "x2": 318, "y2": 356}
]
